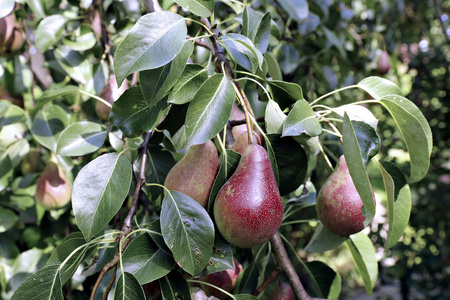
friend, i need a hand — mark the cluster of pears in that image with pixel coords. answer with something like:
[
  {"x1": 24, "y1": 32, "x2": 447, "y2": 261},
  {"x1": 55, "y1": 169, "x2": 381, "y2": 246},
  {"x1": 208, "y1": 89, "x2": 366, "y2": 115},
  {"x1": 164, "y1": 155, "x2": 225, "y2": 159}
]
[
  {"x1": 164, "y1": 117, "x2": 283, "y2": 248},
  {"x1": 316, "y1": 155, "x2": 374, "y2": 237}
]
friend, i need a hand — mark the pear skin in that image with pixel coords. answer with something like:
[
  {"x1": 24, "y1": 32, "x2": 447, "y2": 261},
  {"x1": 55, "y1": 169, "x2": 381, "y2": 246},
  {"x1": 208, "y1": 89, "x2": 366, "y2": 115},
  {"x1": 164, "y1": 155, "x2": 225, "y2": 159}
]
[
  {"x1": 164, "y1": 140, "x2": 219, "y2": 208},
  {"x1": 214, "y1": 143, "x2": 283, "y2": 248},
  {"x1": 36, "y1": 161, "x2": 72, "y2": 210}
]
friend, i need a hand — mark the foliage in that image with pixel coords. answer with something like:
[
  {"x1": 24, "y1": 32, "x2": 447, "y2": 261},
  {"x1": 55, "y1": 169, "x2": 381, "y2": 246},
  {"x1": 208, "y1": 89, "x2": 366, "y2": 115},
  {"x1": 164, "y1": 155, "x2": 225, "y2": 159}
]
[{"x1": 0, "y1": 0, "x2": 437, "y2": 299}]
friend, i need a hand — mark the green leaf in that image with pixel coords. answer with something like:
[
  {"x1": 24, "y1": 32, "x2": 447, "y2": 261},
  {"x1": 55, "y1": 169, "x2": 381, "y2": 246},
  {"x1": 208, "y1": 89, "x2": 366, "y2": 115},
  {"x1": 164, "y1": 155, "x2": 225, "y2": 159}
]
[
  {"x1": 265, "y1": 99, "x2": 286, "y2": 134},
  {"x1": 380, "y1": 95, "x2": 432, "y2": 183},
  {"x1": 140, "y1": 41, "x2": 194, "y2": 108},
  {"x1": 346, "y1": 232, "x2": 377, "y2": 295},
  {"x1": 114, "y1": 272, "x2": 146, "y2": 300},
  {"x1": 30, "y1": 86, "x2": 79, "y2": 117},
  {"x1": 236, "y1": 244, "x2": 269, "y2": 294},
  {"x1": 357, "y1": 76, "x2": 403, "y2": 100},
  {"x1": 277, "y1": 0, "x2": 308, "y2": 22},
  {"x1": 264, "y1": 52, "x2": 282, "y2": 80},
  {"x1": 56, "y1": 121, "x2": 107, "y2": 156},
  {"x1": 267, "y1": 135, "x2": 308, "y2": 196},
  {"x1": 11, "y1": 265, "x2": 63, "y2": 300},
  {"x1": 35, "y1": 15, "x2": 67, "y2": 53},
  {"x1": 159, "y1": 270, "x2": 192, "y2": 300},
  {"x1": 114, "y1": 12, "x2": 187, "y2": 85},
  {"x1": 377, "y1": 161, "x2": 411, "y2": 249},
  {"x1": 62, "y1": 24, "x2": 96, "y2": 51},
  {"x1": 0, "y1": 207, "x2": 18, "y2": 233},
  {"x1": 72, "y1": 153, "x2": 132, "y2": 241},
  {"x1": 300, "y1": 261, "x2": 341, "y2": 299},
  {"x1": 30, "y1": 104, "x2": 69, "y2": 152},
  {"x1": 298, "y1": 12, "x2": 320, "y2": 35},
  {"x1": 0, "y1": 0, "x2": 15, "y2": 18},
  {"x1": 54, "y1": 46, "x2": 92, "y2": 84},
  {"x1": 207, "y1": 150, "x2": 241, "y2": 213},
  {"x1": 110, "y1": 87, "x2": 170, "y2": 138},
  {"x1": 349, "y1": 120, "x2": 381, "y2": 166},
  {"x1": 185, "y1": 74, "x2": 235, "y2": 148},
  {"x1": 122, "y1": 233, "x2": 173, "y2": 284},
  {"x1": 304, "y1": 223, "x2": 347, "y2": 253},
  {"x1": 4, "y1": 138, "x2": 29, "y2": 167},
  {"x1": 342, "y1": 114, "x2": 376, "y2": 226},
  {"x1": 283, "y1": 100, "x2": 322, "y2": 137},
  {"x1": 333, "y1": 104, "x2": 378, "y2": 131},
  {"x1": 46, "y1": 232, "x2": 91, "y2": 284},
  {"x1": 1, "y1": 122, "x2": 27, "y2": 148},
  {"x1": 234, "y1": 295, "x2": 259, "y2": 300},
  {"x1": 160, "y1": 191, "x2": 214, "y2": 276},
  {"x1": 219, "y1": 33, "x2": 263, "y2": 73},
  {"x1": 168, "y1": 64, "x2": 208, "y2": 104},
  {"x1": 172, "y1": 0, "x2": 214, "y2": 17},
  {"x1": 203, "y1": 235, "x2": 234, "y2": 276},
  {"x1": 242, "y1": 7, "x2": 271, "y2": 54},
  {"x1": 0, "y1": 100, "x2": 25, "y2": 127},
  {"x1": 268, "y1": 80, "x2": 303, "y2": 109}
]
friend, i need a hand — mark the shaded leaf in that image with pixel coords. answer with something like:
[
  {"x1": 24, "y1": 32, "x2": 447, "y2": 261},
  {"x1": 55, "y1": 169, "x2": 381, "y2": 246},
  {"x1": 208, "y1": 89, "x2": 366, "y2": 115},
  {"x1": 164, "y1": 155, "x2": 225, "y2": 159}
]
[
  {"x1": 303, "y1": 261, "x2": 341, "y2": 299},
  {"x1": 114, "y1": 12, "x2": 187, "y2": 85},
  {"x1": 10, "y1": 265, "x2": 63, "y2": 300},
  {"x1": 346, "y1": 232, "x2": 377, "y2": 295},
  {"x1": 277, "y1": 0, "x2": 308, "y2": 22},
  {"x1": 160, "y1": 191, "x2": 214, "y2": 276},
  {"x1": 349, "y1": 120, "x2": 380, "y2": 166},
  {"x1": 56, "y1": 121, "x2": 107, "y2": 156},
  {"x1": 0, "y1": 100, "x2": 25, "y2": 127},
  {"x1": 264, "y1": 52, "x2": 282, "y2": 81},
  {"x1": 62, "y1": 24, "x2": 96, "y2": 51},
  {"x1": 35, "y1": 15, "x2": 67, "y2": 53},
  {"x1": 283, "y1": 100, "x2": 322, "y2": 137},
  {"x1": 115, "y1": 272, "x2": 146, "y2": 300},
  {"x1": 185, "y1": 74, "x2": 235, "y2": 148},
  {"x1": 342, "y1": 114, "x2": 376, "y2": 227},
  {"x1": 219, "y1": 33, "x2": 263, "y2": 73},
  {"x1": 378, "y1": 161, "x2": 411, "y2": 249},
  {"x1": 72, "y1": 153, "x2": 132, "y2": 241},
  {"x1": 159, "y1": 270, "x2": 192, "y2": 300},
  {"x1": 30, "y1": 86, "x2": 79, "y2": 117},
  {"x1": 0, "y1": 207, "x2": 18, "y2": 233},
  {"x1": 304, "y1": 223, "x2": 347, "y2": 253},
  {"x1": 268, "y1": 80, "x2": 303, "y2": 109},
  {"x1": 168, "y1": 64, "x2": 208, "y2": 104},
  {"x1": 54, "y1": 46, "x2": 92, "y2": 84},
  {"x1": 203, "y1": 235, "x2": 234, "y2": 276}
]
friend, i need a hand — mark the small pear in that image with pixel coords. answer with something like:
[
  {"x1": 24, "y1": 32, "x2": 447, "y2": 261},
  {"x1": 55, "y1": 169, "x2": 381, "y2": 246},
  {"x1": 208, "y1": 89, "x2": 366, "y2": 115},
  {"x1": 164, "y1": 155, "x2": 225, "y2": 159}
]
[
  {"x1": 0, "y1": 12, "x2": 24, "y2": 57},
  {"x1": 36, "y1": 161, "x2": 72, "y2": 210},
  {"x1": 95, "y1": 75, "x2": 128, "y2": 121},
  {"x1": 377, "y1": 50, "x2": 390, "y2": 75},
  {"x1": 269, "y1": 282, "x2": 295, "y2": 300},
  {"x1": 214, "y1": 143, "x2": 283, "y2": 248},
  {"x1": 316, "y1": 155, "x2": 374, "y2": 236},
  {"x1": 200, "y1": 258, "x2": 242, "y2": 299},
  {"x1": 230, "y1": 103, "x2": 247, "y2": 140},
  {"x1": 164, "y1": 140, "x2": 219, "y2": 208},
  {"x1": 230, "y1": 130, "x2": 263, "y2": 155}
]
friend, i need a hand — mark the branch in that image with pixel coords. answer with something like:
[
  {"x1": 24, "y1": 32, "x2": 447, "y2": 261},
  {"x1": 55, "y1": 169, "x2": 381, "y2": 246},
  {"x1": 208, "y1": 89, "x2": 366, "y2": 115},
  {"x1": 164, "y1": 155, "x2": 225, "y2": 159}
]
[
  {"x1": 90, "y1": 130, "x2": 153, "y2": 300},
  {"x1": 269, "y1": 233, "x2": 328, "y2": 300},
  {"x1": 253, "y1": 269, "x2": 281, "y2": 296}
]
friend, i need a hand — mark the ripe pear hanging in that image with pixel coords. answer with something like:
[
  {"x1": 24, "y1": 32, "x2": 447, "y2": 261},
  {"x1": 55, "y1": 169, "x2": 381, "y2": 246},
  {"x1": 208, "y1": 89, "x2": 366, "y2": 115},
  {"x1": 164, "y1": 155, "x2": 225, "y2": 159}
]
[
  {"x1": 36, "y1": 160, "x2": 72, "y2": 210},
  {"x1": 316, "y1": 155, "x2": 375, "y2": 236},
  {"x1": 164, "y1": 140, "x2": 219, "y2": 208},
  {"x1": 214, "y1": 143, "x2": 283, "y2": 248}
]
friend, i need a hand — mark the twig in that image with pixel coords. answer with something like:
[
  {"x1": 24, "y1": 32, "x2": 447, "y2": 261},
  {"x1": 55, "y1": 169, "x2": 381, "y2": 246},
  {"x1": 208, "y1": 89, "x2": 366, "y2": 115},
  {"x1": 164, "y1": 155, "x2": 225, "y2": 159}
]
[
  {"x1": 253, "y1": 269, "x2": 281, "y2": 296},
  {"x1": 269, "y1": 233, "x2": 327, "y2": 300},
  {"x1": 90, "y1": 130, "x2": 153, "y2": 300},
  {"x1": 228, "y1": 116, "x2": 265, "y2": 127}
]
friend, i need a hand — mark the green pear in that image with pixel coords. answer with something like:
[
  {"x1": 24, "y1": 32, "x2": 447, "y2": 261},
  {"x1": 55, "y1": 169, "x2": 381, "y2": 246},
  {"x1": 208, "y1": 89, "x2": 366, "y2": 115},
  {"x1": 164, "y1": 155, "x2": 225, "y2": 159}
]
[
  {"x1": 214, "y1": 143, "x2": 283, "y2": 248},
  {"x1": 164, "y1": 140, "x2": 219, "y2": 208}
]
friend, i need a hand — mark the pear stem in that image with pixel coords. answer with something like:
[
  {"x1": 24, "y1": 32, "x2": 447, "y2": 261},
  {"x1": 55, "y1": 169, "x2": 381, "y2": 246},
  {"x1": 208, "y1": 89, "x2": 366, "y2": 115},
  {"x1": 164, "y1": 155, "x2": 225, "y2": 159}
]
[
  {"x1": 253, "y1": 269, "x2": 281, "y2": 296},
  {"x1": 270, "y1": 232, "x2": 327, "y2": 300}
]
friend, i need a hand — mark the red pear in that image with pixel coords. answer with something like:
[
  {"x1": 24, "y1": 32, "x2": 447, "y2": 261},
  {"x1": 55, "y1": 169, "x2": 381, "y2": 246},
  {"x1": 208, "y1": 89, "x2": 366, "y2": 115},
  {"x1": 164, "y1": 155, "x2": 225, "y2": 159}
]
[
  {"x1": 230, "y1": 103, "x2": 247, "y2": 140},
  {"x1": 214, "y1": 143, "x2": 283, "y2": 248},
  {"x1": 164, "y1": 140, "x2": 219, "y2": 208},
  {"x1": 36, "y1": 161, "x2": 72, "y2": 210},
  {"x1": 230, "y1": 131, "x2": 263, "y2": 155},
  {"x1": 377, "y1": 50, "x2": 390, "y2": 75},
  {"x1": 200, "y1": 258, "x2": 242, "y2": 299},
  {"x1": 316, "y1": 155, "x2": 374, "y2": 236},
  {"x1": 95, "y1": 75, "x2": 128, "y2": 121},
  {"x1": 269, "y1": 282, "x2": 295, "y2": 300}
]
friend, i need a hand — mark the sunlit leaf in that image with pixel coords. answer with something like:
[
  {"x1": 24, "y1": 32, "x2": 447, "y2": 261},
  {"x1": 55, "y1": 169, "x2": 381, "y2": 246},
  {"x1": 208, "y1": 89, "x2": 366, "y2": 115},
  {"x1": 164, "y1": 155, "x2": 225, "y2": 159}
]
[
  {"x1": 283, "y1": 100, "x2": 322, "y2": 137},
  {"x1": 242, "y1": 7, "x2": 271, "y2": 54},
  {"x1": 357, "y1": 76, "x2": 403, "y2": 99},
  {"x1": 35, "y1": 15, "x2": 67, "y2": 53},
  {"x1": 268, "y1": 80, "x2": 303, "y2": 109},
  {"x1": 219, "y1": 33, "x2": 263, "y2": 73},
  {"x1": 265, "y1": 99, "x2": 286, "y2": 134},
  {"x1": 56, "y1": 121, "x2": 107, "y2": 156},
  {"x1": 168, "y1": 64, "x2": 208, "y2": 104},
  {"x1": 62, "y1": 24, "x2": 96, "y2": 51},
  {"x1": 172, "y1": 0, "x2": 214, "y2": 17}
]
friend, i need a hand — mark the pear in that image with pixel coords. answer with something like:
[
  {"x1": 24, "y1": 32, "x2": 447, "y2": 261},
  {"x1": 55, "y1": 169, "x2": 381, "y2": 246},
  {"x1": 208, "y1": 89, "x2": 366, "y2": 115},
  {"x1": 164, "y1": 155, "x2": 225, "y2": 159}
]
[
  {"x1": 36, "y1": 161, "x2": 72, "y2": 210},
  {"x1": 377, "y1": 50, "x2": 390, "y2": 75},
  {"x1": 200, "y1": 258, "x2": 242, "y2": 299},
  {"x1": 230, "y1": 103, "x2": 247, "y2": 140},
  {"x1": 230, "y1": 130, "x2": 263, "y2": 155},
  {"x1": 0, "y1": 12, "x2": 24, "y2": 57},
  {"x1": 95, "y1": 75, "x2": 128, "y2": 121},
  {"x1": 269, "y1": 282, "x2": 295, "y2": 300},
  {"x1": 316, "y1": 155, "x2": 374, "y2": 236},
  {"x1": 164, "y1": 140, "x2": 219, "y2": 208},
  {"x1": 214, "y1": 143, "x2": 284, "y2": 248}
]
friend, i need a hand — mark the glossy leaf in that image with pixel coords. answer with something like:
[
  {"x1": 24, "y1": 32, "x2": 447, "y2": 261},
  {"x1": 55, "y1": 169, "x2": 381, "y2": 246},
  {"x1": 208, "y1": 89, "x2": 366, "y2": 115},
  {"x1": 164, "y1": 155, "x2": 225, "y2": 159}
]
[
  {"x1": 122, "y1": 233, "x2": 173, "y2": 284},
  {"x1": 35, "y1": 15, "x2": 67, "y2": 53},
  {"x1": 30, "y1": 104, "x2": 69, "y2": 152},
  {"x1": 346, "y1": 232, "x2": 377, "y2": 295},
  {"x1": 219, "y1": 33, "x2": 263, "y2": 73},
  {"x1": 184, "y1": 74, "x2": 235, "y2": 148},
  {"x1": 349, "y1": 120, "x2": 381, "y2": 166},
  {"x1": 207, "y1": 150, "x2": 241, "y2": 213},
  {"x1": 4, "y1": 137, "x2": 29, "y2": 167},
  {"x1": 267, "y1": 135, "x2": 308, "y2": 196},
  {"x1": 160, "y1": 191, "x2": 214, "y2": 276},
  {"x1": 46, "y1": 232, "x2": 91, "y2": 284},
  {"x1": 10, "y1": 265, "x2": 63, "y2": 300},
  {"x1": 303, "y1": 261, "x2": 341, "y2": 299},
  {"x1": 203, "y1": 235, "x2": 234, "y2": 276},
  {"x1": 140, "y1": 41, "x2": 194, "y2": 107},
  {"x1": 268, "y1": 80, "x2": 303, "y2": 109},
  {"x1": 277, "y1": 0, "x2": 308, "y2": 22},
  {"x1": 242, "y1": 7, "x2": 271, "y2": 54},
  {"x1": 264, "y1": 52, "x2": 282, "y2": 80},
  {"x1": 54, "y1": 46, "x2": 92, "y2": 84},
  {"x1": 378, "y1": 161, "x2": 411, "y2": 249},
  {"x1": 304, "y1": 223, "x2": 347, "y2": 253},
  {"x1": 62, "y1": 24, "x2": 96, "y2": 51},
  {"x1": 283, "y1": 100, "x2": 322, "y2": 137},
  {"x1": 0, "y1": 100, "x2": 25, "y2": 127},
  {"x1": 265, "y1": 99, "x2": 286, "y2": 134},
  {"x1": 159, "y1": 270, "x2": 192, "y2": 300},
  {"x1": 168, "y1": 64, "x2": 208, "y2": 104},
  {"x1": 110, "y1": 87, "x2": 170, "y2": 138},
  {"x1": 380, "y1": 95, "x2": 432, "y2": 183},
  {"x1": 72, "y1": 153, "x2": 132, "y2": 241},
  {"x1": 342, "y1": 114, "x2": 376, "y2": 227},
  {"x1": 114, "y1": 12, "x2": 187, "y2": 85},
  {"x1": 357, "y1": 76, "x2": 403, "y2": 99},
  {"x1": 172, "y1": 0, "x2": 214, "y2": 17},
  {"x1": 333, "y1": 104, "x2": 378, "y2": 131},
  {"x1": 0, "y1": 207, "x2": 18, "y2": 233},
  {"x1": 56, "y1": 121, "x2": 107, "y2": 156},
  {"x1": 236, "y1": 244, "x2": 269, "y2": 294},
  {"x1": 114, "y1": 272, "x2": 146, "y2": 300}
]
